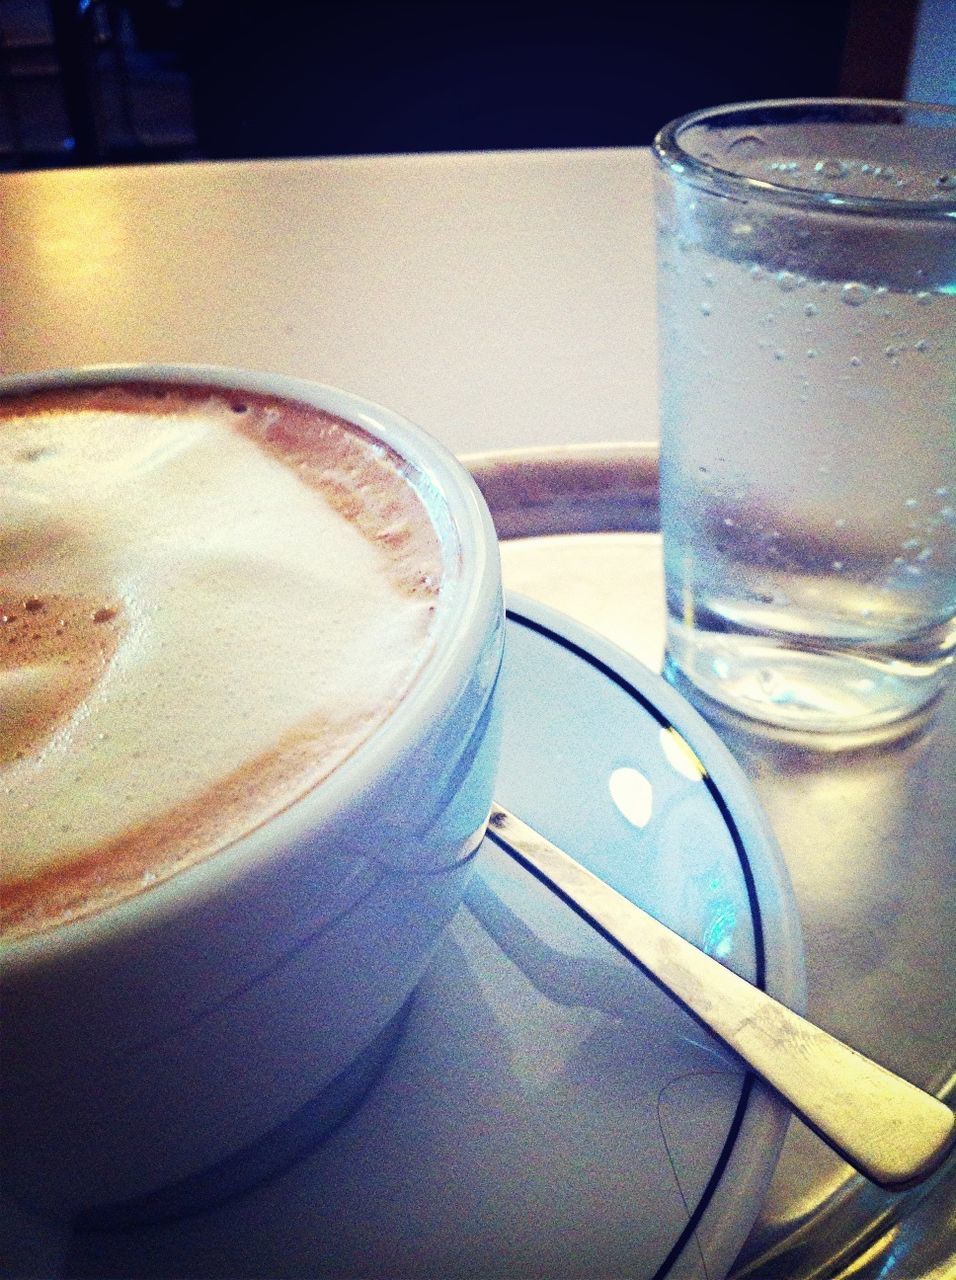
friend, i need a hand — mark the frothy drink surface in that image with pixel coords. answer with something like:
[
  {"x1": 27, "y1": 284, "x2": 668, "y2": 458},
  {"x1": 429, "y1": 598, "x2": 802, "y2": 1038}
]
[{"x1": 0, "y1": 383, "x2": 445, "y2": 941}]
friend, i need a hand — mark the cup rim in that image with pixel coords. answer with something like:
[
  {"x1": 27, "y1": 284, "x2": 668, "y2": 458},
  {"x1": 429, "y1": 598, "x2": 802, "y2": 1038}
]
[
  {"x1": 0, "y1": 363, "x2": 501, "y2": 964},
  {"x1": 652, "y1": 97, "x2": 956, "y2": 219}
]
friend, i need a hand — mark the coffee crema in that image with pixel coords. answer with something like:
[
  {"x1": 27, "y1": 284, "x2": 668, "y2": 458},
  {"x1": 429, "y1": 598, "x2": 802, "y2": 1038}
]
[{"x1": 0, "y1": 383, "x2": 446, "y2": 941}]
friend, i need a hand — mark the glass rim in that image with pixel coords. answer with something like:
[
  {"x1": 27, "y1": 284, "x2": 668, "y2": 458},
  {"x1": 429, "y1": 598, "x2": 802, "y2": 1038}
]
[{"x1": 652, "y1": 97, "x2": 956, "y2": 219}]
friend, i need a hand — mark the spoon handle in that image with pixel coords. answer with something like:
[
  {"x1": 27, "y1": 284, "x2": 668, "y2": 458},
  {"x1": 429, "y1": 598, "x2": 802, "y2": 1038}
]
[{"x1": 487, "y1": 804, "x2": 955, "y2": 1190}]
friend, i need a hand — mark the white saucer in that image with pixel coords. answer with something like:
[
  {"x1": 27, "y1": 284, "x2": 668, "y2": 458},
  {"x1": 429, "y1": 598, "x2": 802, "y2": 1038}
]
[{"x1": 67, "y1": 596, "x2": 805, "y2": 1280}]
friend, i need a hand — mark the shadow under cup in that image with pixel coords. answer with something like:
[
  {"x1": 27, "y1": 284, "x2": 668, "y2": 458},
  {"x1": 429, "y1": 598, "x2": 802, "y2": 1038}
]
[{"x1": 0, "y1": 367, "x2": 505, "y2": 1223}]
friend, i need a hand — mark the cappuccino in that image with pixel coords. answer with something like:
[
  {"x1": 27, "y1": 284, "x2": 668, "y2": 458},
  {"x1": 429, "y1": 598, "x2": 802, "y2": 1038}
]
[{"x1": 0, "y1": 382, "x2": 446, "y2": 941}]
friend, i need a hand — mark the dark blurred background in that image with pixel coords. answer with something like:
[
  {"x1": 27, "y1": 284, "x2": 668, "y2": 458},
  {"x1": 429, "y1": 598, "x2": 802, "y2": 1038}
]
[{"x1": 0, "y1": 0, "x2": 952, "y2": 171}]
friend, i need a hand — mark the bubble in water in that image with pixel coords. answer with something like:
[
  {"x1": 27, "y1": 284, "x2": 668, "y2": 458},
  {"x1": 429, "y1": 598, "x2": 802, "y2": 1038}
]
[
  {"x1": 776, "y1": 271, "x2": 800, "y2": 291},
  {"x1": 703, "y1": 272, "x2": 715, "y2": 286},
  {"x1": 935, "y1": 174, "x2": 955, "y2": 190},
  {"x1": 806, "y1": 348, "x2": 818, "y2": 358},
  {"x1": 936, "y1": 487, "x2": 950, "y2": 497},
  {"x1": 749, "y1": 264, "x2": 763, "y2": 279},
  {"x1": 905, "y1": 498, "x2": 919, "y2": 508},
  {"x1": 915, "y1": 339, "x2": 929, "y2": 352},
  {"x1": 842, "y1": 283, "x2": 869, "y2": 306},
  {"x1": 732, "y1": 222, "x2": 753, "y2": 236},
  {"x1": 727, "y1": 133, "x2": 766, "y2": 156},
  {"x1": 804, "y1": 302, "x2": 818, "y2": 317},
  {"x1": 700, "y1": 301, "x2": 712, "y2": 316},
  {"x1": 916, "y1": 291, "x2": 934, "y2": 306},
  {"x1": 849, "y1": 356, "x2": 862, "y2": 367},
  {"x1": 773, "y1": 348, "x2": 786, "y2": 360},
  {"x1": 875, "y1": 165, "x2": 896, "y2": 181},
  {"x1": 832, "y1": 561, "x2": 844, "y2": 571},
  {"x1": 815, "y1": 158, "x2": 848, "y2": 179},
  {"x1": 835, "y1": 517, "x2": 847, "y2": 528},
  {"x1": 722, "y1": 517, "x2": 736, "y2": 527},
  {"x1": 885, "y1": 345, "x2": 900, "y2": 359},
  {"x1": 917, "y1": 547, "x2": 934, "y2": 561}
]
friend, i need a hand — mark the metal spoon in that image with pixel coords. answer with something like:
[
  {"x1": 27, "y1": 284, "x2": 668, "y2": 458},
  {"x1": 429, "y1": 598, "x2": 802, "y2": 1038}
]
[{"x1": 486, "y1": 803, "x2": 955, "y2": 1190}]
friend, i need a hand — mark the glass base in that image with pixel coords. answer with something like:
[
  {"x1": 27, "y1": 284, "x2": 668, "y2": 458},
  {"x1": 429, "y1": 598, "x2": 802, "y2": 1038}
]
[{"x1": 664, "y1": 623, "x2": 951, "y2": 750}]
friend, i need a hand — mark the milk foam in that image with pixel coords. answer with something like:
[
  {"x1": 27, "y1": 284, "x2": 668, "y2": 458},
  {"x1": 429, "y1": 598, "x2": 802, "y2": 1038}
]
[{"x1": 0, "y1": 388, "x2": 443, "y2": 938}]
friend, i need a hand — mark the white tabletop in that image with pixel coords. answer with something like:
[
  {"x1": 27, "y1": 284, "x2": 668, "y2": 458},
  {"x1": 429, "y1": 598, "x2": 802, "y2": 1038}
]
[{"x1": 0, "y1": 148, "x2": 659, "y2": 453}]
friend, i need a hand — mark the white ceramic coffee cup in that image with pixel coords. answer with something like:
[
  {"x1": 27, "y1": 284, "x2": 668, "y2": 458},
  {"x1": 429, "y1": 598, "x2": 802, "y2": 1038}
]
[{"x1": 0, "y1": 366, "x2": 504, "y2": 1223}]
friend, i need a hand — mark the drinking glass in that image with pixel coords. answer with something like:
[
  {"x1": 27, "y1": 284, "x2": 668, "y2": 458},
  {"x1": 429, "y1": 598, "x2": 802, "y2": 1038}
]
[{"x1": 653, "y1": 99, "x2": 956, "y2": 745}]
